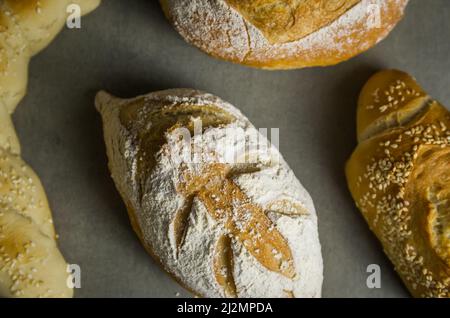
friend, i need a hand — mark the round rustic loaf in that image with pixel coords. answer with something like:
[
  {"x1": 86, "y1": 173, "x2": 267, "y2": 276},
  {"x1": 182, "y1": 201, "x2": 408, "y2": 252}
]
[{"x1": 160, "y1": 0, "x2": 409, "y2": 69}]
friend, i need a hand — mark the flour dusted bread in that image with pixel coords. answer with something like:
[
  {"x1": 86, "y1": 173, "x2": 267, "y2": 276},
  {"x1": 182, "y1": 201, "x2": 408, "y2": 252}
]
[
  {"x1": 346, "y1": 70, "x2": 450, "y2": 297},
  {"x1": 0, "y1": 0, "x2": 101, "y2": 113},
  {"x1": 160, "y1": 0, "x2": 409, "y2": 69},
  {"x1": 96, "y1": 89, "x2": 323, "y2": 298},
  {"x1": 0, "y1": 105, "x2": 73, "y2": 298}
]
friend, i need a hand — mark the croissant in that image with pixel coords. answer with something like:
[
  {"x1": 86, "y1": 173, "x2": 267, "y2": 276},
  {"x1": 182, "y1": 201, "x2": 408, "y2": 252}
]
[
  {"x1": 96, "y1": 89, "x2": 323, "y2": 298},
  {"x1": 160, "y1": 0, "x2": 409, "y2": 69},
  {"x1": 0, "y1": 0, "x2": 101, "y2": 298},
  {"x1": 346, "y1": 70, "x2": 450, "y2": 297}
]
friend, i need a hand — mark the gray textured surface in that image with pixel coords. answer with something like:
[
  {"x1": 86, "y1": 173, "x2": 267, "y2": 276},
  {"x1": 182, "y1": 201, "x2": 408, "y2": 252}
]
[{"x1": 12, "y1": 0, "x2": 450, "y2": 298}]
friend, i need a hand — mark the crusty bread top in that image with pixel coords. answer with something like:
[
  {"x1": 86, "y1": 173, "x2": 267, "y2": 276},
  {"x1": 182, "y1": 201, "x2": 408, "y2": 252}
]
[
  {"x1": 96, "y1": 89, "x2": 323, "y2": 298},
  {"x1": 161, "y1": 0, "x2": 409, "y2": 69},
  {"x1": 356, "y1": 70, "x2": 430, "y2": 142},
  {"x1": 225, "y1": 0, "x2": 361, "y2": 44},
  {"x1": 347, "y1": 70, "x2": 450, "y2": 297}
]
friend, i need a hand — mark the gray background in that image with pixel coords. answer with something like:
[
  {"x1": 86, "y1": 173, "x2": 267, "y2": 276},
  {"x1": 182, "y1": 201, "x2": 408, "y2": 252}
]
[{"x1": 12, "y1": 0, "x2": 449, "y2": 297}]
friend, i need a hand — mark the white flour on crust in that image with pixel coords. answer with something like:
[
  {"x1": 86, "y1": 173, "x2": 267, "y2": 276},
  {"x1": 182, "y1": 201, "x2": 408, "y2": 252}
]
[
  {"x1": 164, "y1": 0, "x2": 409, "y2": 66},
  {"x1": 96, "y1": 89, "x2": 323, "y2": 298}
]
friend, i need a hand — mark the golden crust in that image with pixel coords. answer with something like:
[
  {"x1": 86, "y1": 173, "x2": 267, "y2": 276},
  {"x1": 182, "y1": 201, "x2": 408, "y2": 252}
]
[
  {"x1": 224, "y1": 0, "x2": 361, "y2": 44},
  {"x1": 0, "y1": 142, "x2": 73, "y2": 298},
  {"x1": 0, "y1": 0, "x2": 101, "y2": 113},
  {"x1": 357, "y1": 70, "x2": 429, "y2": 142},
  {"x1": 160, "y1": 0, "x2": 409, "y2": 70},
  {"x1": 0, "y1": 208, "x2": 73, "y2": 298},
  {"x1": 346, "y1": 70, "x2": 450, "y2": 297},
  {"x1": 0, "y1": 0, "x2": 101, "y2": 298}
]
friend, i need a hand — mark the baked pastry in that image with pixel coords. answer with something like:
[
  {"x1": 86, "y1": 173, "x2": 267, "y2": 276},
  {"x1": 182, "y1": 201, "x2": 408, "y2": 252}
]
[
  {"x1": 96, "y1": 89, "x2": 323, "y2": 297},
  {"x1": 0, "y1": 0, "x2": 101, "y2": 113},
  {"x1": 0, "y1": 105, "x2": 73, "y2": 298},
  {"x1": 160, "y1": 0, "x2": 409, "y2": 69},
  {"x1": 346, "y1": 70, "x2": 450, "y2": 298},
  {"x1": 0, "y1": 0, "x2": 101, "y2": 298}
]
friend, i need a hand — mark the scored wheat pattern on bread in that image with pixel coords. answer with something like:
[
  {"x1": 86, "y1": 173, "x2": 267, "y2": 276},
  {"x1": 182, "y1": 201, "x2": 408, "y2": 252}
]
[
  {"x1": 174, "y1": 162, "x2": 308, "y2": 296},
  {"x1": 96, "y1": 89, "x2": 323, "y2": 298}
]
